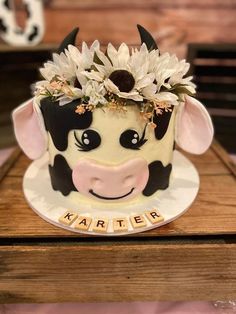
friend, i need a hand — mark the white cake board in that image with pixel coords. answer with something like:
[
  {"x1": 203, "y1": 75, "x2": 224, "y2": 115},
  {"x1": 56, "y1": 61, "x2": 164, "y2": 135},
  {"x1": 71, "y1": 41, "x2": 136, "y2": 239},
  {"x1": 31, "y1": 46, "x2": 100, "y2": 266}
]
[{"x1": 23, "y1": 151, "x2": 199, "y2": 236}]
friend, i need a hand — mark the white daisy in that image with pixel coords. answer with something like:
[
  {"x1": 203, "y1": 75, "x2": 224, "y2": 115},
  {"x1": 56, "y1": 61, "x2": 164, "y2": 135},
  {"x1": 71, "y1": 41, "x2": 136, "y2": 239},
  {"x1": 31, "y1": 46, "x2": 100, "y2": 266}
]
[
  {"x1": 152, "y1": 53, "x2": 196, "y2": 94},
  {"x1": 35, "y1": 76, "x2": 83, "y2": 106},
  {"x1": 67, "y1": 40, "x2": 100, "y2": 87},
  {"x1": 82, "y1": 80, "x2": 107, "y2": 106},
  {"x1": 84, "y1": 43, "x2": 155, "y2": 101},
  {"x1": 39, "y1": 50, "x2": 76, "y2": 83}
]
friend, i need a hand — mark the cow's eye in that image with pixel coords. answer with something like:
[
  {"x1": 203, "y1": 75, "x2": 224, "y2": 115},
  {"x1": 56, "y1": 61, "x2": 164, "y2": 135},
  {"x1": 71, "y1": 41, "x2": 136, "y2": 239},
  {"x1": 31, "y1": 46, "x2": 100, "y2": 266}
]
[
  {"x1": 119, "y1": 125, "x2": 147, "y2": 150},
  {"x1": 74, "y1": 130, "x2": 101, "y2": 151}
]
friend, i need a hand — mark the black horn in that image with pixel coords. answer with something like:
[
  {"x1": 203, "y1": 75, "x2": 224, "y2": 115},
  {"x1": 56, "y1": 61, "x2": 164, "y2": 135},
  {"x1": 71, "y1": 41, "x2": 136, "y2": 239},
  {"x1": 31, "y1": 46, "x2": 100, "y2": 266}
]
[
  {"x1": 137, "y1": 24, "x2": 158, "y2": 51},
  {"x1": 57, "y1": 27, "x2": 79, "y2": 53}
]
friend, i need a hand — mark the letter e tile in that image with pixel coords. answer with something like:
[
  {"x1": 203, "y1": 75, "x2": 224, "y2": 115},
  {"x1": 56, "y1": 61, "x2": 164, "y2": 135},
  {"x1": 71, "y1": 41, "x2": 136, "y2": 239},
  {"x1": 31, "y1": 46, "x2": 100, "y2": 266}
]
[
  {"x1": 130, "y1": 214, "x2": 147, "y2": 229},
  {"x1": 59, "y1": 211, "x2": 78, "y2": 226}
]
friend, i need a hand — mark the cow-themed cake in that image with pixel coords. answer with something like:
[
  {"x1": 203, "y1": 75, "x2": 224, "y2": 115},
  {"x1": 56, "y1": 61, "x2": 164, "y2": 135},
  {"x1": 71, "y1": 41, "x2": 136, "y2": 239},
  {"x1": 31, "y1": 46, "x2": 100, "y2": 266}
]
[{"x1": 12, "y1": 25, "x2": 214, "y2": 235}]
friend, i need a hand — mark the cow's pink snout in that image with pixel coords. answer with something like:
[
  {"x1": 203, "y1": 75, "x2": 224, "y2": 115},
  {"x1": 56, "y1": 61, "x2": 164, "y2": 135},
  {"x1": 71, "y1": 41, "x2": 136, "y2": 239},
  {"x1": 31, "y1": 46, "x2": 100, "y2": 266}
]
[{"x1": 72, "y1": 158, "x2": 149, "y2": 201}]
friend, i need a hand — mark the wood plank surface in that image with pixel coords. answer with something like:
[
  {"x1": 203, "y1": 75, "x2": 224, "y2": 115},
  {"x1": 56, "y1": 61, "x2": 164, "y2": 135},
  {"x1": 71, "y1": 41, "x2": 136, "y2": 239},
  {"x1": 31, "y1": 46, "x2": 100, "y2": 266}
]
[
  {"x1": 0, "y1": 143, "x2": 235, "y2": 238},
  {"x1": 0, "y1": 147, "x2": 21, "y2": 182},
  {"x1": 0, "y1": 242, "x2": 236, "y2": 303}
]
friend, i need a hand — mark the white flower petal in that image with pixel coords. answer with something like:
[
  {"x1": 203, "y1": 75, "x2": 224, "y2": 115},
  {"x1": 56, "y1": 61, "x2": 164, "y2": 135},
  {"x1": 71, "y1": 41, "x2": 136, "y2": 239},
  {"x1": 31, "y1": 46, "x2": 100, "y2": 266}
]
[
  {"x1": 104, "y1": 78, "x2": 120, "y2": 93},
  {"x1": 82, "y1": 70, "x2": 104, "y2": 82},
  {"x1": 117, "y1": 43, "x2": 130, "y2": 68},
  {"x1": 118, "y1": 91, "x2": 143, "y2": 101},
  {"x1": 107, "y1": 43, "x2": 118, "y2": 67},
  {"x1": 59, "y1": 97, "x2": 73, "y2": 106}
]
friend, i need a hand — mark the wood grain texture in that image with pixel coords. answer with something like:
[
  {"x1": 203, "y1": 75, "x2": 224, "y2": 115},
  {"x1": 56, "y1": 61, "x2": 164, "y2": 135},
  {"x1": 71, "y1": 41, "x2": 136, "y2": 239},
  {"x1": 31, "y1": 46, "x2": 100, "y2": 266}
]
[
  {"x1": 0, "y1": 243, "x2": 236, "y2": 302},
  {"x1": 0, "y1": 147, "x2": 21, "y2": 182},
  {"x1": 212, "y1": 140, "x2": 236, "y2": 176}
]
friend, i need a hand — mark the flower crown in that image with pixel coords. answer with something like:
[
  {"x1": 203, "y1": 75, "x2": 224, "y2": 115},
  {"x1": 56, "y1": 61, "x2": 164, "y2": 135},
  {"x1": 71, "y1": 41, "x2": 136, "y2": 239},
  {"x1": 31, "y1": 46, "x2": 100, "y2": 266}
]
[{"x1": 35, "y1": 26, "x2": 196, "y2": 127}]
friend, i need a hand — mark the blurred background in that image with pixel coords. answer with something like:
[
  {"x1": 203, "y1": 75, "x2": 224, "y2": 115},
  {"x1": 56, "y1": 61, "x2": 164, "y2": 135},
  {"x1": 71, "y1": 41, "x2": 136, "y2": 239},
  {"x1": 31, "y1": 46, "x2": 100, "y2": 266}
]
[{"x1": 0, "y1": 0, "x2": 236, "y2": 154}]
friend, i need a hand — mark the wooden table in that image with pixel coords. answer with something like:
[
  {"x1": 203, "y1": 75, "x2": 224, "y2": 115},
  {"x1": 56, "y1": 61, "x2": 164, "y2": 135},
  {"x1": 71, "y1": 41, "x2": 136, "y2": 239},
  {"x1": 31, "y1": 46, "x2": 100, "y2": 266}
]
[{"x1": 0, "y1": 141, "x2": 236, "y2": 303}]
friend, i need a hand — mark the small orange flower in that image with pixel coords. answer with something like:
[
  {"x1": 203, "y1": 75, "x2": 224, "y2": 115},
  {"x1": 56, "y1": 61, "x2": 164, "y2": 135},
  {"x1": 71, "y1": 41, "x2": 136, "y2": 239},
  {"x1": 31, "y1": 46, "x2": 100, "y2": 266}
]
[
  {"x1": 108, "y1": 103, "x2": 118, "y2": 111},
  {"x1": 50, "y1": 81, "x2": 62, "y2": 89},
  {"x1": 75, "y1": 105, "x2": 86, "y2": 115},
  {"x1": 86, "y1": 104, "x2": 95, "y2": 111},
  {"x1": 144, "y1": 112, "x2": 153, "y2": 119},
  {"x1": 62, "y1": 85, "x2": 74, "y2": 97},
  {"x1": 155, "y1": 107, "x2": 163, "y2": 115},
  {"x1": 149, "y1": 122, "x2": 157, "y2": 129}
]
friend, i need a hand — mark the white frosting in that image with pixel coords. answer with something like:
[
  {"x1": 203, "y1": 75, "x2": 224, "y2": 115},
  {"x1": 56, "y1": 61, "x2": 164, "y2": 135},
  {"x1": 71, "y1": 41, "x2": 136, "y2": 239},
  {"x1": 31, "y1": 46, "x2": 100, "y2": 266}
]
[{"x1": 47, "y1": 105, "x2": 176, "y2": 208}]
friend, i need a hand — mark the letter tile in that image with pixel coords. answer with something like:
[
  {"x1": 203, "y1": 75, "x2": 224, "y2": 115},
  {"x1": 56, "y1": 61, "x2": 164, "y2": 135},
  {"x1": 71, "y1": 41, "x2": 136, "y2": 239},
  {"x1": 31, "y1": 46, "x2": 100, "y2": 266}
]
[
  {"x1": 74, "y1": 216, "x2": 92, "y2": 231},
  {"x1": 92, "y1": 218, "x2": 109, "y2": 233},
  {"x1": 113, "y1": 218, "x2": 128, "y2": 232},
  {"x1": 59, "y1": 211, "x2": 78, "y2": 226},
  {"x1": 130, "y1": 214, "x2": 147, "y2": 229},
  {"x1": 145, "y1": 209, "x2": 164, "y2": 224}
]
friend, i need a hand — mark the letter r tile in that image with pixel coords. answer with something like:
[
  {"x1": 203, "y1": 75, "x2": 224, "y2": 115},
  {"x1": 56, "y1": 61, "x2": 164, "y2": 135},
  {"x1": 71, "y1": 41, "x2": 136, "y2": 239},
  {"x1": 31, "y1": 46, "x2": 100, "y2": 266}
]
[
  {"x1": 92, "y1": 218, "x2": 109, "y2": 233},
  {"x1": 145, "y1": 209, "x2": 164, "y2": 224}
]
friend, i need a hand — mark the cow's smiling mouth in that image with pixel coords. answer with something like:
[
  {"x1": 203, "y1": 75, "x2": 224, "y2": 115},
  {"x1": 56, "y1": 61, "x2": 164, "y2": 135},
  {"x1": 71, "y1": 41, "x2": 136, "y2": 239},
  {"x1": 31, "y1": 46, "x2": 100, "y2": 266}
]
[{"x1": 89, "y1": 188, "x2": 135, "y2": 200}]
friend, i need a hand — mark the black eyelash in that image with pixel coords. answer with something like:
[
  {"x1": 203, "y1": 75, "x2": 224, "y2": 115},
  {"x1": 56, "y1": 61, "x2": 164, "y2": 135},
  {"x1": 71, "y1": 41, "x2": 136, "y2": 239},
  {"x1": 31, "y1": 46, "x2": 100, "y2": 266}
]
[
  {"x1": 132, "y1": 124, "x2": 148, "y2": 150},
  {"x1": 74, "y1": 131, "x2": 91, "y2": 152}
]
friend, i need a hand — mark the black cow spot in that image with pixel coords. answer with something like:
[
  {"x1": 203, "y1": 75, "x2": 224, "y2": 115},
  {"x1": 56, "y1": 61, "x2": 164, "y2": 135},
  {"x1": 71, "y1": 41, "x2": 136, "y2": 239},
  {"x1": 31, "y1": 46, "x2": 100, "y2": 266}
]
[
  {"x1": 0, "y1": 19, "x2": 7, "y2": 33},
  {"x1": 25, "y1": 4, "x2": 30, "y2": 18},
  {"x1": 40, "y1": 97, "x2": 93, "y2": 151},
  {"x1": 4, "y1": 0, "x2": 10, "y2": 10},
  {"x1": 49, "y1": 154, "x2": 77, "y2": 196},
  {"x1": 142, "y1": 161, "x2": 172, "y2": 196},
  {"x1": 28, "y1": 25, "x2": 38, "y2": 42},
  {"x1": 153, "y1": 106, "x2": 174, "y2": 140}
]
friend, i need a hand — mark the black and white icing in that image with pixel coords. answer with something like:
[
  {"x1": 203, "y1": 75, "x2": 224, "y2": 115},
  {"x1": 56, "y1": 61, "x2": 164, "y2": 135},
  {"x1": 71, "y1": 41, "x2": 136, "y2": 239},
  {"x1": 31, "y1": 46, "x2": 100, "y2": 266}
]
[{"x1": 41, "y1": 99, "x2": 175, "y2": 202}]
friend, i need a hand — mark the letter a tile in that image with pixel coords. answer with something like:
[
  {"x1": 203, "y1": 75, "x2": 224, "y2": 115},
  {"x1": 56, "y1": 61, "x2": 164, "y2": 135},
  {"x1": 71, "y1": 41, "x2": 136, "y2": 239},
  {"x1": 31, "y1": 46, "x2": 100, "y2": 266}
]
[
  {"x1": 74, "y1": 216, "x2": 92, "y2": 231},
  {"x1": 59, "y1": 211, "x2": 78, "y2": 226}
]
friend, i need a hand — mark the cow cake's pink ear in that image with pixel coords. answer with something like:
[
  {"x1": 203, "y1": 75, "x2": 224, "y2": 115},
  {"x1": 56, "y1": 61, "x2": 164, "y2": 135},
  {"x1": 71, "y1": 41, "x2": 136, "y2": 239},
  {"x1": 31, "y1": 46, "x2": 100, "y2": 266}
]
[
  {"x1": 12, "y1": 98, "x2": 48, "y2": 160},
  {"x1": 175, "y1": 95, "x2": 214, "y2": 155}
]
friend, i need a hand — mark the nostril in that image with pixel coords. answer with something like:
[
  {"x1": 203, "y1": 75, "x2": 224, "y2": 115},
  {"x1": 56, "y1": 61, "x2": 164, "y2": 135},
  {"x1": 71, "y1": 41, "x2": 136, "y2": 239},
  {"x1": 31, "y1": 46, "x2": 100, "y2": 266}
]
[
  {"x1": 91, "y1": 177, "x2": 102, "y2": 188},
  {"x1": 123, "y1": 175, "x2": 135, "y2": 187}
]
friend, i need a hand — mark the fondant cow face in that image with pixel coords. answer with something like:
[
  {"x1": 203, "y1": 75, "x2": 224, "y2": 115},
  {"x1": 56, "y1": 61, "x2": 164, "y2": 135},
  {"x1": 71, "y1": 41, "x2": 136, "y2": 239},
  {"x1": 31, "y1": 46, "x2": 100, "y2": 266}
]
[
  {"x1": 13, "y1": 93, "x2": 213, "y2": 202},
  {"x1": 40, "y1": 97, "x2": 175, "y2": 201}
]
